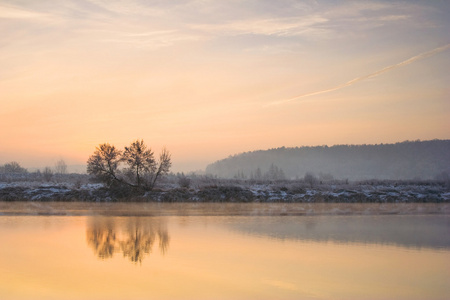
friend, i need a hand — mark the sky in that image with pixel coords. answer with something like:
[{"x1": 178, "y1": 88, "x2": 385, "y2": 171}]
[{"x1": 1, "y1": 0, "x2": 449, "y2": 172}]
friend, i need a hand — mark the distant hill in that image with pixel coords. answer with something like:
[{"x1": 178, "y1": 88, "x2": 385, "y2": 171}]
[{"x1": 205, "y1": 140, "x2": 450, "y2": 180}]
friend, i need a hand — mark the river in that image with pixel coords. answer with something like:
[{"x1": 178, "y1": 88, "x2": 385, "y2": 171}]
[{"x1": 0, "y1": 202, "x2": 449, "y2": 299}]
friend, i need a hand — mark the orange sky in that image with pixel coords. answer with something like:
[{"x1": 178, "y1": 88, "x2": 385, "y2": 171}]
[{"x1": 1, "y1": 1, "x2": 449, "y2": 172}]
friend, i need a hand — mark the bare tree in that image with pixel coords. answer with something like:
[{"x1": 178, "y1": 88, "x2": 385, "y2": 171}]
[
  {"x1": 87, "y1": 140, "x2": 171, "y2": 191},
  {"x1": 0, "y1": 161, "x2": 27, "y2": 174},
  {"x1": 122, "y1": 140, "x2": 157, "y2": 189},
  {"x1": 42, "y1": 167, "x2": 53, "y2": 182},
  {"x1": 150, "y1": 147, "x2": 172, "y2": 189},
  {"x1": 177, "y1": 173, "x2": 191, "y2": 188},
  {"x1": 87, "y1": 143, "x2": 122, "y2": 187},
  {"x1": 265, "y1": 163, "x2": 286, "y2": 180},
  {"x1": 304, "y1": 172, "x2": 318, "y2": 188},
  {"x1": 55, "y1": 159, "x2": 67, "y2": 174},
  {"x1": 254, "y1": 167, "x2": 262, "y2": 180}
]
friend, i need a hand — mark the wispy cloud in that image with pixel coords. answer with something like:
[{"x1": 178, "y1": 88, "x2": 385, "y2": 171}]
[
  {"x1": 84, "y1": 0, "x2": 163, "y2": 16},
  {"x1": 378, "y1": 15, "x2": 410, "y2": 21},
  {"x1": 99, "y1": 29, "x2": 202, "y2": 49},
  {"x1": 269, "y1": 44, "x2": 450, "y2": 106},
  {"x1": 0, "y1": 4, "x2": 50, "y2": 20},
  {"x1": 191, "y1": 15, "x2": 329, "y2": 38},
  {"x1": 187, "y1": 1, "x2": 417, "y2": 41}
]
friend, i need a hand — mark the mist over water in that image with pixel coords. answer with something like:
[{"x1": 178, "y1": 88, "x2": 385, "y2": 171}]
[
  {"x1": 228, "y1": 215, "x2": 450, "y2": 250},
  {"x1": 1, "y1": 203, "x2": 449, "y2": 300}
]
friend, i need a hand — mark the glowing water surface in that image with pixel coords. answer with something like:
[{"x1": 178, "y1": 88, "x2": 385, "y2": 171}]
[{"x1": 0, "y1": 202, "x2": 449, "y2": 300}]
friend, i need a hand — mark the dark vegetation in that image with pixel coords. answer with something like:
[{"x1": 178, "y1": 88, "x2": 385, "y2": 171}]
[
  {"x1": 0, "y1": 170, "x2": 448, "y2": 203},
  {"x1": 0, "y1": 161, "x2": 27, "y2": 174},
  {"x1": 206, "y1": 140, "x2": 450, "y2": 181},
  {"x1": 86, "y1": 140, "x2": 172, "y2": 193},
  {"x1": 1, "y1": 139, "x2": 449, "y2": 203}
]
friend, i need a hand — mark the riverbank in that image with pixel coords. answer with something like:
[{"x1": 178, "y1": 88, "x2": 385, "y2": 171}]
[{"x1": 0, "y1": 180, "x2": 448, "y2": 203}]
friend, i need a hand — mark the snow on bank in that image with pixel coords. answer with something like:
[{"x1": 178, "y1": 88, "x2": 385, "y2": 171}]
[
  {"x1": 0, "y1": 182, "x2": 106, "y2": 201},
  {"x1": 0, "y1": 180, "x2": 448, "y2": 203}
]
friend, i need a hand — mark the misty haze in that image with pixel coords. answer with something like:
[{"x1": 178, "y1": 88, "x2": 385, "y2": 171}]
[
  {"x1": 1, "y1": 0, "x2": 450, "y2": 299},
  {"x1": 206, "y1": 140, "x2": 450, "y2": 181}
]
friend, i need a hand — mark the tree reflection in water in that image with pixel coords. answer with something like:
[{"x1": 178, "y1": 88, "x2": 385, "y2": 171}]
[
  {"x1": 86, "y1": 217, "x2": 169, "y2": 264},
  {"x1": 86, "y1": 219, "x2": 117, "y2": 259}
]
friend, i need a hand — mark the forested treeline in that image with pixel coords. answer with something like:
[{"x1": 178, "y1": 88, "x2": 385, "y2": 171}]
[{"x1": 205, "y1": 140, "x2": 450, "y2": 180}]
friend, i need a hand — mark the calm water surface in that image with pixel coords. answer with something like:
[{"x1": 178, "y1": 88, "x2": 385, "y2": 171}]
[{"x1": 0, "y1": 202, "x2": 449, "y2": 299}]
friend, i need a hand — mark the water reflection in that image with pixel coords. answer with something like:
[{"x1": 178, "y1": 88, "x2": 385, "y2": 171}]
[
  {"x1": 85, "y1": 214, "x2": 450, "y2": 265},
  {"x1": 1, "y1": 212, "x2": 449, "y2": 299},
  {"x1": 86, "y1": 217, "x2": 169, "y2": 263},
  {"x1": 228, "y1": 215, "x2": 450, "y2": 250}
]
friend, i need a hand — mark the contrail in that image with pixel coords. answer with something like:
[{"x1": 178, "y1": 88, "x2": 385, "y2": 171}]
[{"x1": 268, "y1": 43, "x2": 450, "y2": 106}]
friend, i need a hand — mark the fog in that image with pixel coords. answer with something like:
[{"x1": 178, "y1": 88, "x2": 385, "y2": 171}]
[
  {"x1": 229, "y1": 215, "x2": 450, "y2": 250},
  {"x1": 206, "y1": 140, "x2": 450, "y2": 180}
]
